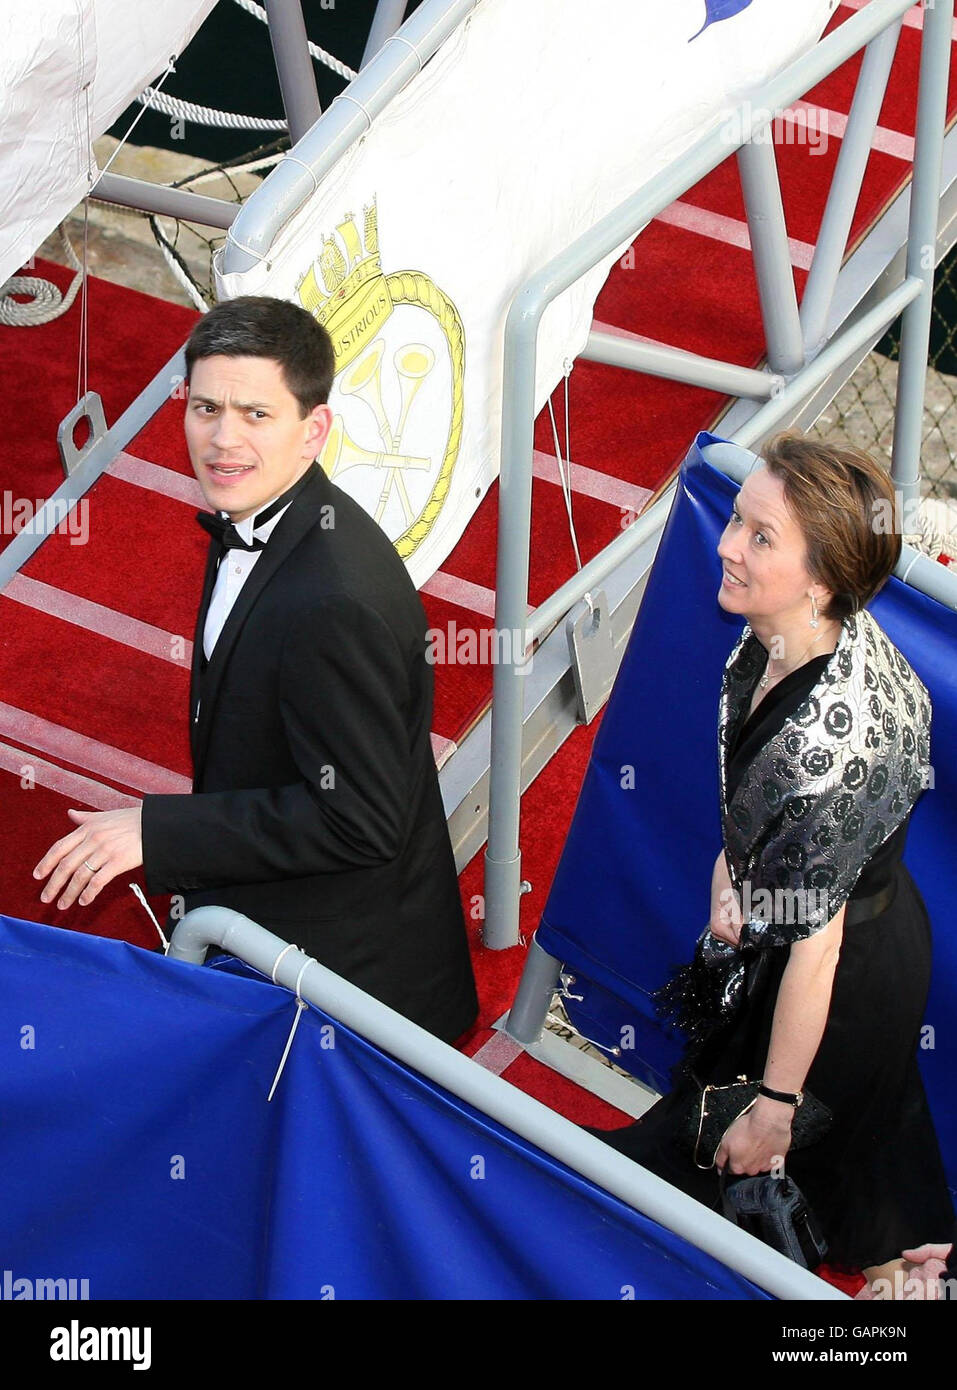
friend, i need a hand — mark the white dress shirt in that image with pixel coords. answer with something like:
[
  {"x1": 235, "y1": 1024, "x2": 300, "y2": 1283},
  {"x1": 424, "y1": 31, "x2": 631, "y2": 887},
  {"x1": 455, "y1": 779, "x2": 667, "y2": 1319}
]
[{"x1": 202, "y1": 501, "x2": 293, "y2": 661}]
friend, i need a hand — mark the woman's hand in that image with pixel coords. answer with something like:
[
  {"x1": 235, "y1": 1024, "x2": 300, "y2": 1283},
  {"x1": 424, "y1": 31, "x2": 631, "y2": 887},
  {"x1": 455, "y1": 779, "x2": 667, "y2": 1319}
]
[
  {"x1": 709, "y1": 849, "x2": 742, "y2": 946},
  {"x1": 715, "y1": 1097, "x2": 794, "y2": 1175}
]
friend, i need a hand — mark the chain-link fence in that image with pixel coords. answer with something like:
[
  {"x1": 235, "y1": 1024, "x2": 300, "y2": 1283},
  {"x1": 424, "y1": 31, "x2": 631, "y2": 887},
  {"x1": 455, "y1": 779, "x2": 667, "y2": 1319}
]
[{"x1": 810, "y1": 245, "x2": 957, "y2": 503}]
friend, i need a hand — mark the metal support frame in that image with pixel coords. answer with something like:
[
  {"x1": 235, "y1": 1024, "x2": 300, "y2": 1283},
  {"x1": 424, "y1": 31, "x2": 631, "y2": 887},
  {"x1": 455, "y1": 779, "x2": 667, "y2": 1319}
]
[
  {"x1": 892, "y1": 0, "x2": 956, "y2": 504},
  {"x1": 361, "y1": 0, "x2": 410, "y2": 70},
  {"x1": 800, "y1": 19, "x2": 904, "y2": 357},
  {"x1": 90, "y1": 172, "x2": 238, "y2": 229},
  {"x1": 736, "y1": 136, "x2": 805, "y2": 376},
  {"x1": 263, "y1": 0, "x2": 322, "y2": 144},
  {"x1": 484, "y1": 0, "x2": 920, "y2": 950},
  {"x1": 166, "y1": 906, "x2": 842, "y2": 1300},
  {"x1": 222, "y1": 0, "x2": 479, "y2": 276},
  {"x1": 583, "y1": 330, "x2": 783, "y2": 399}
]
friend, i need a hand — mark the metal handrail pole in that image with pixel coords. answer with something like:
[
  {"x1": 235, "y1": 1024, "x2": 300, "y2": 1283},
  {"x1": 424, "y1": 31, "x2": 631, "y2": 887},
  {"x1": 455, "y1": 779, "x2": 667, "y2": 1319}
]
[
  {"x1": 482, "y1": 0, "x2": 914, "y2": 950},
  {"x1": 582, "y1": 331, "x2": 783, "y2": 399},
  {"x1": 361, "y1": 0, "x2": 410, "y2": 69},
  {"x1": 0, "y1": 348, "x2": 187, "y2": 588},
  {"x1": 168, "y1": 907, "x2": 844, "y2": 1300},
  {"x1": 735, "y1": 277, "x2": 922, "y2": 449},
  {"x1": 221, "y1": 0, "x2": 479, "y2": 275},
  {"x1": 800, "y1": 20, "x2": 904, "y2": 356},
  {"x1": 483, "y1": 286, "x2": 539, "y2": 949},
  {"x1": 264, "y1": 0, "x2": 322, "y2": 144},
  {"x1": 736, "y1": 135, "x2": 806, "y2": 376},
  {"x1": 90, "y1": 173, "x2": 237, "y2": 229},
  {"x1": 892, "y1": 0, "x2": 955, "y2": 503},
  {"x1": 221, "y1": 0, "x2": 912, "y2": 276}
]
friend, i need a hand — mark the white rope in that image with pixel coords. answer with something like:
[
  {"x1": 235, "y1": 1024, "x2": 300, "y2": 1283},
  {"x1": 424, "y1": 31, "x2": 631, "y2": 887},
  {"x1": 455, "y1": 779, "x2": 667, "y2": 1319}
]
[
  {"x1": 0, "y1": 226, "x2": 85, "y2": 327},
  {"x1": 152, "y1": 228, "x2": 211, "y2": 312},
  {"x1": 547, "y1": 359, "x2": 584, "y2": 571},
  {"x1": 230, "y1": 0, "x2": 358, "y2": 82},
  {"x1": 129, "y1": 883, "x2": 170, "y2": 950},
  {"x1": 266, "y1": 947, "x2": 315, "y2": 1102},
  {"x1": 903, "y1": 498, "x2": 957, "y2": 562},
  {"x1": 176, "y1": 151, "x2": 285, "y2": 188},
  {"x1": 136, "y1": 86, "x2": 287, "y2": 132}
]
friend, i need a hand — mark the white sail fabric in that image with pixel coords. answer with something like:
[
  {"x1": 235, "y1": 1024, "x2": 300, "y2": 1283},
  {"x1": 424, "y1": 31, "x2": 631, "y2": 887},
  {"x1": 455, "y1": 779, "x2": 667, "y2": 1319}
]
[
  {"x1": 0, "y1": 0, "x2": 218, "y2": 287},
  {"x1": 223, "y1": 0, "x2": 836, "y2": 587}
]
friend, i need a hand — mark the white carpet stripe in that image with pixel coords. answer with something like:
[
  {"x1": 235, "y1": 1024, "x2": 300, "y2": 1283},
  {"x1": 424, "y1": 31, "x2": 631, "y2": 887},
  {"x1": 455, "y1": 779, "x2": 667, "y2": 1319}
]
[
  {"x1": 470, "y1": 1030, "x2": 525, "y2": 1076},
  {"x1": 430, "y1": 732, "x2": 457, "y2": 768},
  {"x1": 421, "y1": 570, "x2": 499, "y2": 619},
  {"x1": 0, "y1": 742, "x2": 139, "y2": 810},
  {"x1": 656, "y1": 201, "x2": 816, "y2": 271},
  {"x1": 532, "y1": 450, "x2": 652, "y2": 514},
  {"x1": 0, "y1": 701, "x2": 190, "y2": 795},
  {"x1": 787, "y1": 101, "x2": 914, "y2": 162},
  {"x1": 108, "y1": 451, "x2": 206, "y2": 508},
  {"x1": 2, "y1": 575, "x2": 192, "y2": 668}
]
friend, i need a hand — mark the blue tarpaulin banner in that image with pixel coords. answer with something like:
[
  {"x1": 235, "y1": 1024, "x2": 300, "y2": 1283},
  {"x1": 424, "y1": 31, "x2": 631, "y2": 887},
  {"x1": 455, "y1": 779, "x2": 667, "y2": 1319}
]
[
  {"x1": 0, "y1": 911, "x2": 766, "y2": 1300},
  {"x1": 537, "y1": 433, "x2": 957, "y2": 1193}
]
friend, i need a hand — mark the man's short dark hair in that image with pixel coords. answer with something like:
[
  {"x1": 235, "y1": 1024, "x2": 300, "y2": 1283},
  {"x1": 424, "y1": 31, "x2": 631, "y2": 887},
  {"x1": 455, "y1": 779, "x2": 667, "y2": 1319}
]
[{"x1": 184, "y1": 296, "x2": 335, "y2": 417}]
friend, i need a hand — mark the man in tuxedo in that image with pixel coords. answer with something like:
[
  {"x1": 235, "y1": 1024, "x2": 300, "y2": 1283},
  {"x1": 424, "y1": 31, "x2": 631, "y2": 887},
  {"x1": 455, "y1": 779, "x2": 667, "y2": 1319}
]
[{"x1": 34, "y1": 296, "x2": 478, "y2": 1044}]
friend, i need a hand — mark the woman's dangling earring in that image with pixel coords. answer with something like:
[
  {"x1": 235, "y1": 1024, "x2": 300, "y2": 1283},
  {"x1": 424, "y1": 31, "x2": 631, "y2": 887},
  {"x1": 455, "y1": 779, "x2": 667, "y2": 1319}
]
[{"x1": 810, "y1": 594, "x2": 819, "y2": 629}]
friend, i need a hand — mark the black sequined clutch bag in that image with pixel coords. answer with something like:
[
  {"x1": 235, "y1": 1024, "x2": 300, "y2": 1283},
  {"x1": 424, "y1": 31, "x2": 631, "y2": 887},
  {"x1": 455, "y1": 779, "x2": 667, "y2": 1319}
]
[{"x1": 686, "y1": 1076, "x2": 832, "y2": 1170}]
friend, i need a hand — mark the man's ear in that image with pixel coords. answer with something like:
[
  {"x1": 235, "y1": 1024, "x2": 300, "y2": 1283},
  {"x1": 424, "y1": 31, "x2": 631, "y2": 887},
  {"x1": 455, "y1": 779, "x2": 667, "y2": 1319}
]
[{"x1": 305, "y1": 402, "x2": 333, "y2": 461}]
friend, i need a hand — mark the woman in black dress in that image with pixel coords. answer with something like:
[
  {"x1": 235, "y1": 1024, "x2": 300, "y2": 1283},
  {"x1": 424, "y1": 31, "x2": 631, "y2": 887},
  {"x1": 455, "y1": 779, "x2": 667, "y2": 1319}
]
[{"x1": 594, "y1": 435, "x2": 955, "y2": 1296}]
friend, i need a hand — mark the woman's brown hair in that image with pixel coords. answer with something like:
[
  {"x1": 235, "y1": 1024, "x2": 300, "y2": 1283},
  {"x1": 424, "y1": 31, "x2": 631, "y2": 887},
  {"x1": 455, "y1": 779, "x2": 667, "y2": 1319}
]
[{"x1": 761, "y1": 434, "x2": 902, "y2": 622}]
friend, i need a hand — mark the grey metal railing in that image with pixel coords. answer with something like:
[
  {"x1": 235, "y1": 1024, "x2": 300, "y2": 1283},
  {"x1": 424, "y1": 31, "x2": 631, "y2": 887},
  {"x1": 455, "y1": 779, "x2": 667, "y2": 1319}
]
[
  {"x1": 482, "y1": 0, "x2": 957, "y2": 948},
  {"x1": 167, "y1": 905, "x2": 845, "y2": 1301},
  {"x1": 220, "y1": 0, "x2": 480, "y2": 276}
]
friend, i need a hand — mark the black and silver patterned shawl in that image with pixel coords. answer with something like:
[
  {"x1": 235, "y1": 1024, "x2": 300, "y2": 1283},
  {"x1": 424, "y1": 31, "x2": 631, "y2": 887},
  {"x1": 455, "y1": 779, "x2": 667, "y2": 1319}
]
[
  {"x1": 718, "y1": 606, "x2": 931, "y2": 944},
  {"x1": 656, "y1": 608, "x2": 932, "y2": 1053}
]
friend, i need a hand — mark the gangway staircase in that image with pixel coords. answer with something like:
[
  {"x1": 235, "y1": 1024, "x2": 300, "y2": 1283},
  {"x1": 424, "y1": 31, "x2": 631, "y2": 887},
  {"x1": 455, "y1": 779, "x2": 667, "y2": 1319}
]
[{"x1": 0, "y1": 0, "x2": 955, "y2": 1115}]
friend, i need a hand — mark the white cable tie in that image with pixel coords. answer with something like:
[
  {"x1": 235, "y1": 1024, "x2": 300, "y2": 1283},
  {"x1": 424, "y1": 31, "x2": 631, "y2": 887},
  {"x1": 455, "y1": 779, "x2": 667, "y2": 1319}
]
[
  {"x1": 584, "y1": 591, "x2": 595, "y2": 617},
  {"x1": 266, "y1": 950, "x2": 316, "y2": 1102},
  {"x1": 293, "y1": 957, "x2": 312, "y2": 1005},
  {"x1": 270, "y1": 942, "x2": 298, "y2": 984},
  {"x1": 129, "y1": 883, "x2": 169, "y2": 950},
  {"x1": 267, "y1": 998, "x2": 308, "y2": 1102},
  {"x1": 281, "y1": 155, "x2": 320, "y2": 195},
  {"x1": 388, "y1": 35, "x2": 424, "y2": 76},
  {"x1": 899, "y1": 547, "x2": 923, "y2": 584},
  {"x1": 224, "y1": 227, "x2": 271, "y2": 266},
  {"x1": 331, "y1": 92, "x2": 375, "y2": 133}
]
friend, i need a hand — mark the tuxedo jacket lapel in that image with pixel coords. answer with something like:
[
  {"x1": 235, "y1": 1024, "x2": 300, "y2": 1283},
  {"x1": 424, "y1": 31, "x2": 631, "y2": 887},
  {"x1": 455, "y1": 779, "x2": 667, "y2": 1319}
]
[
  {"x1": 189, "y1": 534, "x2": 220, "y2": 768},
  {"x1": 190, "y1": 467, "x2": 332, "y2": 784}
]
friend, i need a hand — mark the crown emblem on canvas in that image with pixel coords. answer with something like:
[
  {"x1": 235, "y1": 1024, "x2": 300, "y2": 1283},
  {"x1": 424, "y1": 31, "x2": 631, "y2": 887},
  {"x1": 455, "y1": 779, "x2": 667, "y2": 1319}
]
[{"x1": 296, "y1": 202, "x2": 390, "y2": 373}]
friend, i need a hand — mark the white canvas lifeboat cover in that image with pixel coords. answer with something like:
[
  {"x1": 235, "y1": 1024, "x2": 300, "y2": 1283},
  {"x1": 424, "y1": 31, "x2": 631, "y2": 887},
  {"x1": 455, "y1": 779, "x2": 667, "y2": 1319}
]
[
  {"x1": 0, "y1": 0, "x2": 218, "y2": 286},
  {"x1": 218, "y1": 0, "x2": 838, "y2": 588}
]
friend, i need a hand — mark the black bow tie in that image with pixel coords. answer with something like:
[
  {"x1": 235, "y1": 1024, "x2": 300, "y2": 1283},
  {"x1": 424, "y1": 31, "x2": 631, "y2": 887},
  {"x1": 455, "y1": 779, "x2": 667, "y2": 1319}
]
[
  {"x1": 195, "y1": 463, "x2": 319, "y2": 557},
  {"x1": 196, "y1": 512, "x2": 265, "y2": 554}
]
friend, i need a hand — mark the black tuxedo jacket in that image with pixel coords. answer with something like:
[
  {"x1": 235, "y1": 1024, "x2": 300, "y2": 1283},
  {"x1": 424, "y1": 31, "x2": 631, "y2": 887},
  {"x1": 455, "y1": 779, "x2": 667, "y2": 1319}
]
[{"x1": 142, "y1": 465, "x2": 477, "y2": 1044}]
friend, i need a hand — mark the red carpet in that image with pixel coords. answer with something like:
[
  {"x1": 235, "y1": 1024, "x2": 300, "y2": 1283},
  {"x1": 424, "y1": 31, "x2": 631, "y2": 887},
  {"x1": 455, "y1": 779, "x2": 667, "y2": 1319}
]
[{"x1": 0, "y1": 6, "x2": 949, "y2": 1290}]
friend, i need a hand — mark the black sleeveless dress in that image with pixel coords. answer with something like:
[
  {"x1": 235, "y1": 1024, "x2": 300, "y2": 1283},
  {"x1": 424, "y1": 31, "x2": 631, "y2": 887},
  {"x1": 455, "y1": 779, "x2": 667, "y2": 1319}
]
[{"x1": 596, "y1": 654, "x2": 956, "y2": 1272}]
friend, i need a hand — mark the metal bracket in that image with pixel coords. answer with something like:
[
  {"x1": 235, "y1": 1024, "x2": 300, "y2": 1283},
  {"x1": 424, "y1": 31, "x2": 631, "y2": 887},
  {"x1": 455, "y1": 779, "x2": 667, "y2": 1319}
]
[
  {"x1": 57, "y1": 392, "x2": 108, "y2": 477},
  {"x1": 565, "y1": 589, "x2": 615, "y2": 723}
]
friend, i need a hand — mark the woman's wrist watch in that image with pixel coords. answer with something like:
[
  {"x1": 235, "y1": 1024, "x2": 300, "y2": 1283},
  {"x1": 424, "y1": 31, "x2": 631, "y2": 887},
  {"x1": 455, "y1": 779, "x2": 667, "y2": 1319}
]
[{"x1": 758, "y1": 1083, "x2": 804, "y2": 1107}]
